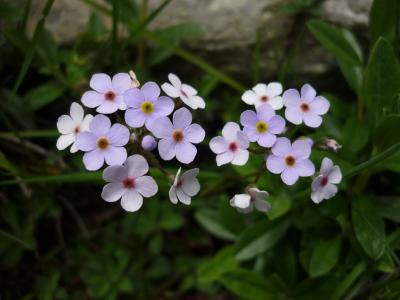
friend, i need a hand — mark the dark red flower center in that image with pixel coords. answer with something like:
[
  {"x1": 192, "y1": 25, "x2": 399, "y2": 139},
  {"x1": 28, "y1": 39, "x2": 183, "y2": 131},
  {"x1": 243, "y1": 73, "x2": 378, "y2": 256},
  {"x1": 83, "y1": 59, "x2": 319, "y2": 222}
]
[
  {"x1": 300, "y1": 102, "x2": 310, "y2": 112},
  {"x1": 261, "y1": 95, "x2": 269, "y2": 102},
  {"x1": 285, "y1": 155, "x2": 295, "y2": 166},
  {"x1": 123, "y1": 177, "x2": 135, "y2": 189},
  {"x1": 74, "y1": 126, "x2": 81, "y2": 134},
  {"x1": 176, "y1": 179, "x2": 183, "y2": 188},
  {"x1": 180, "y1": 89, "x2": 188, "y2": 98},
  {"x1": 320, "y1": 176, "x2": 328, "y2": 187},
  {"x1": 172, "y1": 130, "x2": 184, "y2": 143},
  {"x1": 105, "y1": 91, "x2": 116, "y2": 101},
  {"x1": 97, "y1": 137, "x2": 109, "y2": 150},
  {"x1": 229, "y1": 142, "x2": 238, "y2": 152}
]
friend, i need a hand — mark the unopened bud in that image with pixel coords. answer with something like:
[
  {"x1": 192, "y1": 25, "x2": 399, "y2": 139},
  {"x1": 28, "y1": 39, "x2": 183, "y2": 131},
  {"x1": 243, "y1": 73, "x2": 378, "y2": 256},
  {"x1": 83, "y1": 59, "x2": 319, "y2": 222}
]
[
  {"x1": 129, "y1": 70, "x2": 140, "y2": 88},
  {"x1": 141, "y1": 135, "x2": 157, "y2": 151}
]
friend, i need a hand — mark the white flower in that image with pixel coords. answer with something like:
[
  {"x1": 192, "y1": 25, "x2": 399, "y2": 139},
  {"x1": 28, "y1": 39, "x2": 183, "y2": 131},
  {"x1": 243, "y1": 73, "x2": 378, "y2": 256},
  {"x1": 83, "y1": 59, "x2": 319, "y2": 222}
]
[
  {"x1": 56, "y1": 102, "x2": 93, "y2": 153},
  {"x1": 101, "y1": 155, "x2": 158, "y2": 212},
  {"x1": 161, "y1": 73, "x2": 205, "y2": 110},
  {"x1": 311, "y1": 157, "x2": 342, "y2": 204},
  {"x1": 241, "y1": 82, "x2": 283, "y2": 110},
  {"x1": 169, "y1": 168, "x2": 200, "y2": 205},
  {"x1": 230, "y1": 187, "x2": 271, "y2": 213}
]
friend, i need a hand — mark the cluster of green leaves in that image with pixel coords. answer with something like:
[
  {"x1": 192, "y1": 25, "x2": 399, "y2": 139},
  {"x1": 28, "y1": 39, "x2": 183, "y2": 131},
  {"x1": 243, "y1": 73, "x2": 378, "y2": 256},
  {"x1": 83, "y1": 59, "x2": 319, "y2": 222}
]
[{"x1": 1, "y1": 0, "x2": 400, "y2": 299}]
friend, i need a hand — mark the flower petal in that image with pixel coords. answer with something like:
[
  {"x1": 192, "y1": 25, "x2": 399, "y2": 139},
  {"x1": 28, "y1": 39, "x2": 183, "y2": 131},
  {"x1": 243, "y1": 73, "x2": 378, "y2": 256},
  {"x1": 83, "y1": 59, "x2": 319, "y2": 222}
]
[
  {"x1": 104, "y1": 146, "x2": 127, "y2": 166},
  {"x1": 81, "y1": 91, "x2": 104, "y2": 108},
  {"x1": 57, "y1": 115, "x2": 75, "y2": 134},
  {"x1": 320, "y1": 157, "x2": 334, "y2": 175},
  {"x1": 258, "y1": 132, "x2": 276, "y2": 148},
  {"x1": 303, "y1": 112, "x2": 322, "y2": 128},
  {"x1": 296, "y1": 159, "x2": 315, "y2": 177},
  {"x1": 81, "y1": 114, "x2": 93, "y2": 131},
  {"x1": 209, "y1": 136, "x2": 228, "y2": 154},
  {"x1": 232, "y1": 149, "x2": 249, "y2": 165},
  {"x1": 177, "y1": 189, "x2": 191, "y2": 205},
  {"x1": 216, "y1": 151, "x2": 233, "y2": 166},
  {"x1": 125, "y1": 154, "x2": 149, "y2": 178},
  {"x1": 121, "y1": 190, "x2": 143, "y2": 212},
  {"x1": 184, "y1": 124, "x2": 205, "y2": 143},
  {"x1": 176, "y1": 141, "x2": 197, "y2": 164},
  {"x1": 328, "y1": 166, "x2": 342, "y2": 184},
  {"x1": 169, "y1": 186, "x2": 178, "y2": 204},
  {"x1": 268, "y1": 115, "x2": 285, "y2": 134},
  {"x1": 268, "y1": 96, "x2": 284, "y2": 110},
  {"x1": 257, "y1": 104, "x2": 275, "y2": 120},
  {"x1": 281, "y1": 169, "x2": 299, "y2": 185},
  {"x1": 310, "y1": 96, "x2": 330, "y2": 115},
  {"x1": 148, "y1": 116, "x2": 173, "y2": 138},
  {"x1": 190, "y1": 95, "x2": 206, "y2": 109},
  {"x1": 161, "y1": 82, "x2": 180, "y2": 98},
  {"x1": 266, "y1": 82, "x2": 282, "y2": 96},
  {"x1": 253, "y1": 83, "x2": 268, "y2": 97},
  {"x1": 112, "y1": 73, "x2": 132, "y2": 93},
  {"x1": 237, "y1": 131, "x2": 249, "y2": 149},
  {"x1": 271, "y1": 137, "x2": 291, "y2": 157},
  {"x1": 222, "y1": 122, "x2": 240, "y2": 141},
  {"x1": 89, "y1": 114, "x2": 111, "y2": 136},
  {"x1": 90, "y1": 73, "x2": 112, "y2": 93},
  {"x1": 266, "y1": 155, "x2": 285, "y2": 174},
  {"x1": 107, "y1": 124, "x2": 129, "y2": 146},
  {"x1": 70, "y1": 102, "x2": 84, "y2": 123},
  {"x1": 75, "y1": 132, "x2": 97, "y2": 151},
  {"x1": 283, "y1": 89, "x2": 300, "y2": 107},
  {"x1": 300, "y1": 84, "x2": 316, "y2": 102},
  {"x1": 96, "y1": 101, "x2": 120, "y2": 114},
  {"x1": 101, "y1": 182, "x2": 125, "y2": 202},
  {"x1": 158, "y1": 138, "x2": 176, "y2": 161},
  {"x1": 83, "y1": 149, "x2": 105, "y2": 171},
  {"x1": 240, "y1": 110, "x2": 258, "y2": 128},
  {"x1": 285, "y1": 107, "x2": 303, "y2": 125},
  {"x1": 125, "y1": 108, "x2": 146, "y2": 128},
  {"x1": 153, "y1": 96, "x2": 174, "y2": 116},
  {"x1": 254, "y1": 199, "x2": 272, "y2": 213},
  {"x1": 181, "y1": 169, "x2": 200, "y2": 196},
  {"x1": 168, "y1": 73, "x2": 182, "y2": 88},
  {"x1": 292, "y1": 139, "x2": 312, "y2": 159},
  {"x1": 141, "y1": 81, "x2": 160, "y2": 102},
  {"x1": 135, "y1": 176, "x2": 158, "y2": 197},
  {"x1": 124, "y1": 88, "x2": 144, "y2": 108},
  {"x1": 56, "y1": 134, "x2": 75, "y2": 150},
  {"x1": 231, "y1": 194, "x2": 251, "y2": 209},
  {"x1": 173, "y1": 107, "x2": 192, "y2": 129},
  {"x1": 243, "y1": 126, "x2": 259, "y2": 142},
  {"x1": 241, "y1": 90, "x2": 258, "y2": 105},
  {"x1": 103, "y1": 165, "x2": 128, "y2": 182}
]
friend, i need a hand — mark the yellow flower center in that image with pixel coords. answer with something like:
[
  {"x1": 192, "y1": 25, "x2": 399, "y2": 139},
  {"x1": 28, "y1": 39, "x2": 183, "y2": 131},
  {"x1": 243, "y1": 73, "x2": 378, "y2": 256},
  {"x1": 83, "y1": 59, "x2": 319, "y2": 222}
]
[
  {"x1": 97, "y1": 137, "x2": 109, "y2": 150},
  {"x1": 140, "y1": 101, "x2": 154, "y2": 114},
  {"x1": 256, "y1": 121, "x2": 268, "y2": 133}
]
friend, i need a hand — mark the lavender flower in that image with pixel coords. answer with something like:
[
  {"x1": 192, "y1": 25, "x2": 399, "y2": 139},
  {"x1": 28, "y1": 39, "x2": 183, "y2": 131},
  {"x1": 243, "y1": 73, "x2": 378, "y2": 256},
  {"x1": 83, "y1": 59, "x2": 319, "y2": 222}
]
[
  {"x1": 240, "y1": 104, "x2": 285, "y2": 148},
  {"x1": 149, "y1": 107, "x2": 205, "y2": 164},
  {"x1": 209, "y1": 122, "x2": 249, "y2": 166},
  {"x1": 75, "y1": 114, "x2": 129, "y2": 171},
  {"x1": 283, "y1": 84, "x2": 330, "y2": 128},
  {"x1": 230, "y1": 187, "x2": 271, "y2": 213},
  {"x1": 124, "y1": 82, "x2": 174, "y2": 130},
  {"x1": 266, "y1": 137, "x2": 315, "y2": 185},
  {"x1": 169, "y1": 168, "x2": 200, "y2": 205},
  {"x1": 81, "y1": 73, "x2": 132, "y2": 114},
  {"x1": 141, "y1": 135, "x2": 157, "y2": 151},
  {"x1": 101, "y1": 155, "x2": 158, "y2": 212},
  {"x1": 311, "y1": 157, "x2": 342, "y2": 204},
  {"x1": 241, "y1": 82, "x2": 283, "y2": 110}
]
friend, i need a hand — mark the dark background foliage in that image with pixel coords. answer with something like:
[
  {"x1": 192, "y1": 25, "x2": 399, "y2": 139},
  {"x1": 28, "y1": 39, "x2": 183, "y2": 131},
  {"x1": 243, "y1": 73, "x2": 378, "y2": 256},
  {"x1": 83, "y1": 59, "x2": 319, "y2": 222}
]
[{"x1": 1, "y1": 0, "x2": 400, "y2": 299}]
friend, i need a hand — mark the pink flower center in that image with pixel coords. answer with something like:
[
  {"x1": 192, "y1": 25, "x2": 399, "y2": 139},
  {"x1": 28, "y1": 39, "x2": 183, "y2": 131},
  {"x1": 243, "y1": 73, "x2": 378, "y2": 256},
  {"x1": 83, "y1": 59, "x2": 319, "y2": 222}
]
[
  {"x1": 260, "y1": 95, "x2": 269, "y2": 103},
  {"x1": 123, "y1": 177, "x2": 135, "y2": 189},
  {"x1": 300, "y1": 102, "x2": 310, "y2": 112},
  {"x1": 285, "y1": 155, "x2": 295, "y2": 167},
  {"x1": 105, "y1": 91, "x2": 116, "y2": 101},
  {"x1": 74, "y1": 126, "x2": 81, "y2": 134},
  {"x1": 176, "y1": 179, "x2": 183, "y2": 188},
  {"x1": 172, "y1": 130, "x2": 184, "y2": 143},
  {"x1": 229, "y1": 142, "x2": 238, "y2": 152},
  {"x1": 320, "y1": 176, "x2": 328, "y2": 187},
  {"x1": 180, "y1": 89, "x2": 188, "y2": 98}
]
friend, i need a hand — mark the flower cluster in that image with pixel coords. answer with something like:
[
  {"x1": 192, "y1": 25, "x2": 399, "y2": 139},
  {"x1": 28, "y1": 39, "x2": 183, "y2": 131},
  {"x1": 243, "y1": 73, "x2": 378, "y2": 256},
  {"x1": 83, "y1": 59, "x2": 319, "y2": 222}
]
[
  {"x1": 56, "y1": 72, "x2": 205, "y2": 212},
  {"x1": 210, "y1": 82, "x2": 342, "y2": 212}
]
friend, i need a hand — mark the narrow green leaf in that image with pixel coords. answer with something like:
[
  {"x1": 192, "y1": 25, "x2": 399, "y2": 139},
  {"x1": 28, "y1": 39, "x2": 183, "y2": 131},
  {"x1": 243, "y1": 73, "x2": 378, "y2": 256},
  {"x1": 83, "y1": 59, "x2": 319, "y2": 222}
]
[
  {"x1": 25, "y1": 83, "x2": 65, "y2": 111},
  {"x1": 0, "y1": 172, "x2": 102, "y2": 185},
  {"x1": 195, "y1": 209, "x2": 236, "y2": 241},
  {"x1": 352, "y1": 197, "x2": 386, "y2": 260},
  {"x1": 374, "y1": 114, "x2": 400, "y2": 151},
  {"x1": 330, "y1": 262, "x2": 367, "y2": 300},
  {"x1": 267, "y1": 195, "x2": 292, "y2": 220},
  {"x1": 363, "y1": 37, "x2": 400, "y2": 124},
  {"x1": 369, "y1": 0, "x2": 399, "y2": 44},
  {"x1": 309, "y1": 237, "x2": 341, "y2": 277}
]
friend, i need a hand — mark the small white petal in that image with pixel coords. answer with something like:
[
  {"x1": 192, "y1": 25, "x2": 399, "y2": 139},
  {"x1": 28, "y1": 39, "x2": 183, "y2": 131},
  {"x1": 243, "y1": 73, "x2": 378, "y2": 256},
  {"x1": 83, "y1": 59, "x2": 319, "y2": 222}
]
[
  {"x1": 169, "y1": 186, "x2": 178, "y2": 204},
  {"x1": 176, "y1": 188, "x2": 191, "y2": 205},
  {"x1": 231, "y1": 194, "x2": 251, "y2": 209},
  {"x1": 56, "y1": 134, "x2": 75, "y2": 150},
  {"x1": 121, "y1": 190, "x2": 143, "y2": 212}
]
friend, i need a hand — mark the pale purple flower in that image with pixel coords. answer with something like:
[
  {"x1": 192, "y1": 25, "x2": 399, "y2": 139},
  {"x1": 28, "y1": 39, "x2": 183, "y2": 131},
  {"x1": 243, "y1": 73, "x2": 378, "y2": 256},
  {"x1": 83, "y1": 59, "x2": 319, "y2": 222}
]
[
  {"x1": 169, "y1": 168, "x2": 200, "y2": 205},
  {"x1": 283, "y1": 84, "x2": 330, "y2": 128},
  {"x1": 320, "y1": 138, "x2": 342, "y2": 152},
  {"x1": 75, "y1": 114, "x2": 129, "y2": 171},
  {"x1": 311, "y1": 157, "x2": 342, "y2": 204},
  {"x1": 241, "y1": 82, "x2": 283, "y2": 110},
  {"x1": 161, "y1": 73, "x2": 206, "y2": 109},
  {"x1": 101, "y1": 155, "x2": 158, "y2": 212},
  {"x1": 230, "y1": 188, "x2": 271, "y2": 213},
  {"x1": 266, "y1": 137, "x2": 315, "y2": 185},
  {"x1": 149, "y1": 107, "x2": 205, "y2": 164},
  {"x1": 124, "y1": 82, "x2": 174, "y2": 130},
  {"x1": 81, "y1": 73, "x2": 132, "y2": 114},
  {"x1": 240, "y1": 104, "x2": 285, "y2": 148},
  {"x1": 56, "y1": 102, "x2": 93, "y2": 153},
  {"x1": 209, "y1": 122, "x2": 249, "y2": 166},
  {"x1": 141, "y1": 135, "x2": 157, "y2": 151}
]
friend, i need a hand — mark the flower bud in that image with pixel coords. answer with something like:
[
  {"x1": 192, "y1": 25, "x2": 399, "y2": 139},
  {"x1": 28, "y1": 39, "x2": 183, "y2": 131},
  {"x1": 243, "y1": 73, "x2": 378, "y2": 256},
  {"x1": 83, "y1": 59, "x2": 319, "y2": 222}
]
[
  {"x1": 141, "y1": 135, "x2": 157, "y2": 151},
  {"x1": 321, "y1": 138, "x2": 342, "y2": 152}
]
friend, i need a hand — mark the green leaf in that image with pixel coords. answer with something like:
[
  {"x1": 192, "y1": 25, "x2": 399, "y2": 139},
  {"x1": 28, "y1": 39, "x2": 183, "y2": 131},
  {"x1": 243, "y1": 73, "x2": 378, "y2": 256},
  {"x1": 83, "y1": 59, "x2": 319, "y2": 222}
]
[
  {"x1": 235, "y1": 220, "x2": 289, "y2": 261},
  {"x1": 25, "y1": 82, "x2": 65, "y2": 111},
  {"x1": 341, "y1": 116, "x2": 370, "y2": 153},
  {"x1": 374, "y1": 114, "x2": 400, "y2": 151},
  {"x1": 369, "y1": 0, "x2": 399, "y2": 44},
  {"x1": 352, "y1": 197, "x2": 386, "y2": 260},
  {"x1": 197, "y1": 246, "x2": 238, "y2": 285},
  {"x1": 307, "y1": 19, "x2": 363, "y2": 65},
  {"x1": 309, "y1": 237, "x2": 341, "y2": 277},
  {"x1": 376, "y1": 251, "x2": 395, "y2": 273},
  {"x1": 195, "y1": 209, "x2": 236, "y2": 241},
  {"x1": 330, "y1": 262, "x2": 367, "y2": 300},
  {"x1": 220, "y1": 268, "x2": 279, "y2": 300},
  {"x1": 159, "y1": 209, "x2": 184, "y2": 231},
  {"x1": 363, "y1": 38, "x2": 400, "y2": 124},
  {"x1": 267, "y1": 195, "x2": 292, "y2": 220}
]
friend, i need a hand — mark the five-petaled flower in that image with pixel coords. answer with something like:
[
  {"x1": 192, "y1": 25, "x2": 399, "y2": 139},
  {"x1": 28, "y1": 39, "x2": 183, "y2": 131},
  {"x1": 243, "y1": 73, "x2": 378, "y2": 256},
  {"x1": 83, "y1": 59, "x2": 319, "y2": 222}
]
[
  {"x1": 230, "y1": 187, "x2": 271, "y2": 213},
  {"x1": 81, "y1": 73, "x2": 132, "y2": 114},
  {"x1": 311, "y1": 157, "x2": 342, "y2": 204},
  {"x1": 124, "y1": 81, "x2": 174, "y2": 130},
  {"x1": 101, "y1": 155, "x2": 158, "y2": 212},
  {"x1": 283, "y1": 84, "x2": 330, "y2": 128},
  {"x1": 56, "y1": 102, "x2": 93, "y2": 153},
  {"x1": 266, "y1": 137, "x2": 315, "y2": 185},
  {"x1": 75, "y1": 114, "x2": 130, "y2": 171},
  {"x1": 240, "y1": 104, "x2": 286, "y2": 148},
  {"x1": 169, "y1": 168, "x2": 200, "y2": 205},
  {"x1": 149, "y1": 107, "x2": 205, "y2": 164},
  {"x1": 241, "y1": 82, "x2": 283, "y2": 110},
  {"x1": 209, "y1": 122, "x2": 249, "y2": 166},
  {"x1": 161, "y1": 73, "x2": 206, "y2": 109}
]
